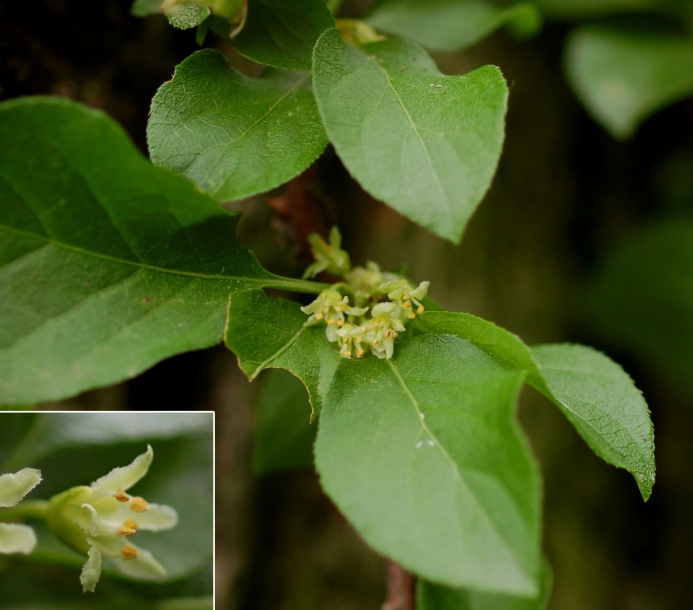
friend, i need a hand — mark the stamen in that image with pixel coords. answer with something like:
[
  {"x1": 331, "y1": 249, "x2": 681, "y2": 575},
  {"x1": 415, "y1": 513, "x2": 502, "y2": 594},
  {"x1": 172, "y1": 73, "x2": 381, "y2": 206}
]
[
  {"x1": 123, "y1": 519, "x2": 139, "y2": 532},
  {"x1": 315, "y1": 312, "x2": 324, "y2": 320},
  {"x1": 407, "y1": 312, "x2": 416, "y2": 319},
  {"x1": 121, "y1": 545, "x2": 138, "y2": 560},
  {"x1": 130, "y1": 497, "x2": 148, "y2": 512},
  {"x1": 337, "y1": 320, "x2": 345, "y2": 326},
  {"x1": 357, "y1": 349, "x2": 365, "y2": 358},
  {"x1": 403, "y1": 301, "x2": 412, "y2": 309},
  {"x1": 417, "y1": 305, "x2": 424, "y2": 313},
  {"x1": 117, "y1": 525, "x2": 137, "y2": 537},
  {"x1": 327, "y1": 318, "x2": 335, "y2": 325},
  {"x1": 113, "y1": 489, "x2": 131, "y2": 503}
]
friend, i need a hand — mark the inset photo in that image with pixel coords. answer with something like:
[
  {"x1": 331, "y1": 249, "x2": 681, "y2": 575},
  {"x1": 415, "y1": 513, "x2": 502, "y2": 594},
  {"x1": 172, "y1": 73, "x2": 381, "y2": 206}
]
[{"x1": 0, "y1": 411, "x2": 213, "y2": 609}]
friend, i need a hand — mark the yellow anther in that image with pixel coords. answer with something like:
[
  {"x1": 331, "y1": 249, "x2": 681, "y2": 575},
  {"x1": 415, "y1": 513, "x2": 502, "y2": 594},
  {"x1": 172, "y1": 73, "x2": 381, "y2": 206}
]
[
  {"x1": 327, "y1": 317, "x2": 335, "y2": 325},
  {"x1": 371, "y1": 322, "x2": 378, "y2": 329},
  {"x1": 417, "y1": 305, "x2": 424, "y2": 313},
  {"x1": 403, "y1": 301, "x2": 412, "y2": 309},
  {"x1": 387, "y1": 329, "x2": 396, "y2": 338},
  {"x1": 337, "y1": 319, "x2": 345, "y2": 326},
  {"x1": 343, "y1": 350, "x2": 352, "y2": 358},
  {"x1": 336, "y1": 304, "x2": 346, "y2": 311},
  {"x1": 113, "y1": 489, "x2": 131, "y2": 503},
  {"x1": 315, "y1": 312, "x2": 324, "y2": 320},
  {"x1": 117, "y1": 525, "x2": 137, "y2": 537},
  {"x1": 123, "y1": 519, "x2": 139, "y2": 531},
  {"x1": 355, "y1": 336, "x2": 362, "y2": 343},
  {"x1": 357, "y1": 349, "x2": 365, "y2": 358},
  {"x1": 373, "y1": 339, "x2": 379, "y2": 346},
  {"x1": 130, "y1": 497, "x2": 148, "y2": 512},
  {"x1": 121, "y1": 545, "x2": 138, "y2": 560},
  {"x1": 407, "y1": 312, "x2": 416, "y2": 319}
]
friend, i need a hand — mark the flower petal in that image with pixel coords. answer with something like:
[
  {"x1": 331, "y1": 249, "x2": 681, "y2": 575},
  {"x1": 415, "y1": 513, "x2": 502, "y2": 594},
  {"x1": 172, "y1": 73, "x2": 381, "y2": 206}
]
[
  {"x1": 130, "y1": 503, "x2": 178, "y2": 531},
  {"x1": 114, "y1": 545, "x2": 167, "y2": 580},
  {"x1": 0, "y1": 523, "x2": 37, "y2": 555},
  {"x1": 81, "y1": 539, "x2": 103, "y2": 593},
  {"x1": 0, "y1": 468, "x2": 42, "y2": 508},
  {"x1": 89, "y1": 445, "x2": 153, "y2": 496}
]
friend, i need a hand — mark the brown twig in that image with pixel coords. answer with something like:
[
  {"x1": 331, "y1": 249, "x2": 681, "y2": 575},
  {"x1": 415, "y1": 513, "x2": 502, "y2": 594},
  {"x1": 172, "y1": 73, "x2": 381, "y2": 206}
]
[{"x1": 382, "y1": 559, "x2": 416, "y2": 610}]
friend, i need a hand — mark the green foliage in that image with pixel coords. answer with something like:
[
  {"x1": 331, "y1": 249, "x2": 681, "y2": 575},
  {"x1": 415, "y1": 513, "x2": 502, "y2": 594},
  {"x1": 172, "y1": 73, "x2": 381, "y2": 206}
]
[
  {"x1": 417, "y1": 560, "x2": 551, "y2": 609},
  {"x1": 0, "y1": 97, "x2": 313, "y2": 406},
  {"x1": 315, "y1": 334, "x2": 541, "y2": 595},
  {"x1": 148, "y1": 49, "x2": 328, "y2": 202},
  {"x1": 565, "y1": 21, "x2": 693, "y2": 138},
  {"x1": 231, "y1": 0, "x2": 335, "y2": 70},
  {"x1": 313, "y1": 29, "x2": 508, "y2": 243},
  {"x1": 2, "y1": 2, "x2": 667, "y2": 607},
  {"x1": 366, "y1": 0, "x2": 542, "y2": 53}
]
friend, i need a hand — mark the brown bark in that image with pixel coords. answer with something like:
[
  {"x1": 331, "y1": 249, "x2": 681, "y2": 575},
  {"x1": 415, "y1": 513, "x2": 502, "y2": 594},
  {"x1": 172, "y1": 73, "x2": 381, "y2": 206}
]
[{"x1": 381, "y1": 560, "x2": 416, "y2": 610}]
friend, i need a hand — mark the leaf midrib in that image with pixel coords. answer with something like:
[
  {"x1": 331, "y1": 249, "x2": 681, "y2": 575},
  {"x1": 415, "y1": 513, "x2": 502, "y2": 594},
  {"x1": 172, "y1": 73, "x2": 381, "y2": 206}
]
[{"x1": 1, "y1": 223, "x2": 271, "y2": 285}]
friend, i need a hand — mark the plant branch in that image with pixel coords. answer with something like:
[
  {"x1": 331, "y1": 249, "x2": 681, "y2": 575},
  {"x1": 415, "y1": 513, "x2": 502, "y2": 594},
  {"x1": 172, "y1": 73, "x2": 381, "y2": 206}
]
[{"x1": 382, "y1": 559, "x2": 416, "y2": 610}]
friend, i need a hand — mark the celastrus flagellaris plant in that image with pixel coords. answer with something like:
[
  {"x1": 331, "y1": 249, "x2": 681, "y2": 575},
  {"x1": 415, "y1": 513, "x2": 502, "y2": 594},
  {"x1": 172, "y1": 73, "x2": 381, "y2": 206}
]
[{"x1": 0, "y1": 1, "x2": 657, "y2": 608}]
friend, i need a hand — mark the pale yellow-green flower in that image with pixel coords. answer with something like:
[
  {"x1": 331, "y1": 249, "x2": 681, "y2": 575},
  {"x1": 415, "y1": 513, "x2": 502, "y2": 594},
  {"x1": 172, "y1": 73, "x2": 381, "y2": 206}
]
[
  {"x1": 47, "y1": 445, "x2": 178, "y2": 593},
  {"x1": 302, "y1": 227, "x2": 352, "y2": 279},
  {"x1": 0, "y1": 467, "x2": 42, "y2": 555}
]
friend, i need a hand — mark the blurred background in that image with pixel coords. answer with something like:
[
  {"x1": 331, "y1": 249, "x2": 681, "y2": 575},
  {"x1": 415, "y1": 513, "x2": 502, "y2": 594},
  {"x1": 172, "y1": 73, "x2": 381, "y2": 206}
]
[{"x1": 2, "y1": 0, "x2": 693, "y2": 608}]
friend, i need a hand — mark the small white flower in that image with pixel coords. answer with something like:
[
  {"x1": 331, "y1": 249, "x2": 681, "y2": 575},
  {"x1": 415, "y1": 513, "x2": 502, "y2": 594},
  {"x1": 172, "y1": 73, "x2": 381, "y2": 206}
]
[
  {"x1": 47, "y1": 445, "x2": 178, "y2": 593},
  {"x1": 0, "y1": 468, "x2": 42, "y2": 555}
]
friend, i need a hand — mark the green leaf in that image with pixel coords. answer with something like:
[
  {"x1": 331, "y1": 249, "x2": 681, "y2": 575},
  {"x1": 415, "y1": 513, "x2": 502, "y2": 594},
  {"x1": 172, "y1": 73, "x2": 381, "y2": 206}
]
[
  {"x1": 315, "y1": 334, "x2": 541, "y2": 595},
  {"x1": 312, "y1": 29, "x2": 508, "y2": 243},
  {"x1": 415, "y1": 311, "x2": 536, "y2": 371},
  {"x1": 166, "y1": 4, "x2": 211, "y2": 29},
  {"x1": 417, "y1": 559, "x2": 551, "y2": 609},
  {"x1": 231, "y1": 0, "x2": 335, "y2": 70},
  {"x1": 131, "y1": 0, "x2": 163, "y2": 17},
  {"x1": 224, "y1": 289, "x2": 339, "y2": 416},
  {"x1": 582, "y1": 220, "x2": 693, "y2": 399},
  {"x1": 253, "y1": 368, "x2": 316, "y2": 474},
  {"x1": 0, "y1": 97, "x2": 309, "y2": 406},
  {"x1": 565, "y1": 21, "x2": 693, "y2": 138},
  {"x1": 148, "y1": 49, "x2": 328, "y2": 203},
  {"x1": 532, "y1": 0, "x2": 666, "y2": 19},
  {"x1": 416, "y1": 312, "x2": 655, "y2": 500},
  {"x1": 530, "y1": 343, "x2": 655, "y2": 500},
  {"x1": 366, "y1": 0, "x2": 541, "y2": 53}
]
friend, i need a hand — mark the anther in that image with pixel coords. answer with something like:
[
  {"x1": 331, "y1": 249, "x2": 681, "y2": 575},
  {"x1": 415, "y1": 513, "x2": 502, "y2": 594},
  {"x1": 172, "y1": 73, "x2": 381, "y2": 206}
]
[
  {"x1": 121, "y1": 545, "x2": 138, "y2": 560},
  {"x1": 407, "y1": 312, "x2": 416, "y2": 319},
  {"x1": 417, "y1": 305, "x2": 424, "y2": 313},
  {"x1": 117, "y1": 525, "x2": 137, "y2": 537},
  {"x1": 403, "y1": 301, "x2": 412, "y2": 309},
  {"x1": 327, "y1": 318, "x2": 335, "y2": 325},
  {"x1": 338, "y1": 320, "x2": 345, "y2": 326},
  {"x1": 130, "y1": 497, "x2": 148, "y2": 512},
  {"x1": 113, "y1": 489, "x2": 130, "y2": 503},
  {"x1": 357, "y1": 349, "x2": 365, "y2": 358},
  {"x1": 315, "y1": 312, "x2": 324, "y2": 320}
]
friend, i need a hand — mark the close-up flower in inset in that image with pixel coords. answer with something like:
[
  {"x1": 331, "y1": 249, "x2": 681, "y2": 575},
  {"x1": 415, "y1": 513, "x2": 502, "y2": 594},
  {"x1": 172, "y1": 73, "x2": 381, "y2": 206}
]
[
  {"x1": 47, "y1": 445, "x2": 178, "y2": 592},
  {"x1": 0, "y1": 467, "x2": 42, "y2": 555}
]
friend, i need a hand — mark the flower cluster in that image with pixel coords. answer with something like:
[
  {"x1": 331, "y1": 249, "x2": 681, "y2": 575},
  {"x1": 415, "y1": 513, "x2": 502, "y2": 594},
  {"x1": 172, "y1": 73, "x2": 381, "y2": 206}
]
[
  {"x1": 0, "y1": 467, "x2": 42, "y2": 555},
  {"x1": 301, "y1": 229, "x2": 430, "y2": 360},
  {"x1": 47, "y1": 445, "x2": 177, "y2": 592}
]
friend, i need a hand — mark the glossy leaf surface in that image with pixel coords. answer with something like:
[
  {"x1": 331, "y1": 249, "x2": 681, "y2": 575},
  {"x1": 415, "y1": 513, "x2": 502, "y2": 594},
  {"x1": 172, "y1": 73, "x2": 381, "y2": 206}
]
[
  {"x1": 0, "y1": 97, "x2": 282, "y2": 405},
  {"x1": 312, "y1": 29, "x2": 508, "y2": 243},
  {"x1": 225, "y1": 289, "x2": 339, "y2": 416},
  {"x1": 366, "y1": 0, "x2": 541, "y2": 53},
  {"x1": 231, "y1": 0, "x2": 335, "y2": 70},
  {"x1": 316, "y1": 334, "x2": 541, "y2": 595},
  {"x1": 416, "y1": 312, "x2": 655, "y2": 500},
  {"x1": 148, "y1": 50, "x2": 327, "y2": 202},
  {"x1": 565, "y1": 22, "x2": 693, "y2": 138},
  {"x1": 530, "y1": 343, "x2": 655, "y2": 499}
]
